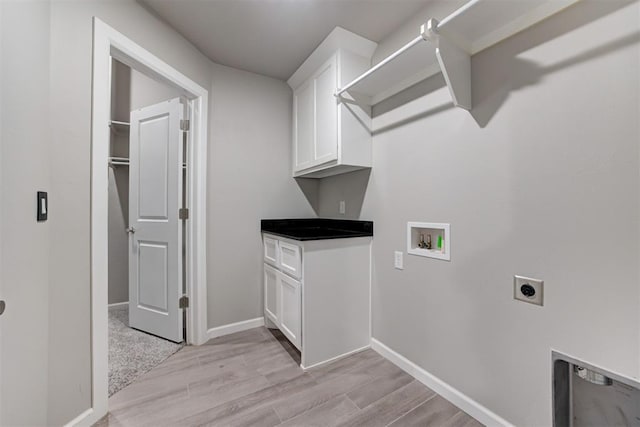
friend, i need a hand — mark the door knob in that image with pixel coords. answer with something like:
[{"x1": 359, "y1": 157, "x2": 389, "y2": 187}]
[
  {"x1": 126, "y1": 226, "x2": 136, "y2": 234},
  {"x1": 0, "y1": 300, "x2": 5, "y2": 316}
]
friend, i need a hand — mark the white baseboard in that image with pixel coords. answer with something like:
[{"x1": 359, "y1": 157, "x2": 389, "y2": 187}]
[
  {"x1": 206, "y1": 317, "x2": 265, "y2": 341},
  {"x1": 63, "y1": 408, "x2": 95, "y2": 427},
  {"x1": 371, "y1": 338, "x2": 514, "y2": 427},
  {"x1": 301, "y1": 344, "x2": 371, "y2": 371},
  {"x1": 107, "y1": 301, "x2": 128, "y2": 308}
]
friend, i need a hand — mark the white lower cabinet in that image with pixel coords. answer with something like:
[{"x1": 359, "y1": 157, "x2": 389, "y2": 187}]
[
  {"x1": 263, "y1": 261, "x2": 302, "y2": 350},
  {"x1": 263, "y1": 233, "x2": 371, "y2": 368},
  {"x1": 263, "y1": 235, "x2": 303, "y2": 351}
]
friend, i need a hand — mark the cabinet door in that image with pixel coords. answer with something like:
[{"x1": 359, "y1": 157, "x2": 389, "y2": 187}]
[
  {"x1": 264, "y1": 264, "x2": 280, "y2": 325},
  {"x1": 293, "y1": 80, "x2": 314, "y2": 172},
  {"x1": 279, "y1": 272, "x2": 302, "y2": 350},
  {"x1": 313, "y1": 55, "x2": 338, "y2": 165}
]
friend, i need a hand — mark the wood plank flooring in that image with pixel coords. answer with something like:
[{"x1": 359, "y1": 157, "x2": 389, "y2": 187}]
[{"x1": 96, "y1": 327, "x2": 483, "y2": 427}]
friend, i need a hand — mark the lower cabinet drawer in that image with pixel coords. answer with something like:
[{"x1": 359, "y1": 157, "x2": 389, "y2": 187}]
[
  {"x1": 263, "y1": 235, "x2": 279, "y2": 266},
  {"x1": 278, "y1": 241, "x2": 302, "y2": 280}
]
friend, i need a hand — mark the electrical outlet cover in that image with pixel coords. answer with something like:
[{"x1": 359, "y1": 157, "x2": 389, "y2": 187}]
[{"x1": 514, "y1": 275, "x2": 543, "y2": 306}]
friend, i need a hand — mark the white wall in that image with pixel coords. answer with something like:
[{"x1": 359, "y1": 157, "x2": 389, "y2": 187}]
[
  {"x1": 0, "y1": 2, "x2": 51, "y2": 424},
  {"x1": 41, "y1": 1, "x2": 316, "y2": 423},
  {"x1": 130, "y1": 68, "x2": 185, "y2": 111},
  {"x1": 47, "y1": 1, "x2": 214, "y2": 424},
  {"x1": 318, "y1": 1, "x2": 640, "y2": 425},
  {"x1": 7, "y1": 0, "x2": 635, "y2": 425},
  {"x1": 207, "y1": 63, "x2": 316, "y2": 328}
]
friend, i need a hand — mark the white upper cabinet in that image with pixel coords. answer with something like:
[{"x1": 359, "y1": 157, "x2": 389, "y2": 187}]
[
  {"x1": 313, "y1": 56, "x2": 338, "y2": 165},
  {"x1": 288, "y1": 28, "x2": 377, "y2": 178},
  {"x1": 293, "y1": 79, "x2": 315, "y2": 171}
]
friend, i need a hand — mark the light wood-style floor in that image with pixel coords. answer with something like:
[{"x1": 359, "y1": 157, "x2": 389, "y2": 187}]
[{"x1": 97, "y1": 327, "x2": 483, "y2": 427}]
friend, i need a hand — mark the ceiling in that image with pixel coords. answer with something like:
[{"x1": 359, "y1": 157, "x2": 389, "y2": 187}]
[{"x1": 139, "y1": 0, "x2": 431, "y2": 80}]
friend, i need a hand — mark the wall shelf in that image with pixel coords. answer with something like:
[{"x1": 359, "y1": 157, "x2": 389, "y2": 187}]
[
  {"x1": 336, "y1": 0, "x2": 580, "y2": 109},
  {"x1": 336, "y1": 32, "x2": 441, "y2": 107}
]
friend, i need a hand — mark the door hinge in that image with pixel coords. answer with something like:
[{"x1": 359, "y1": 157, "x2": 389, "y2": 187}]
[
  {"x1": 180, "y1": 119, "x2": 190, "y2": 131},
  {"x1": 179, "y1": 208, "x2": 189, "y2": 220},
  {"x1": 179, "y1": 295, "x2": 189, "y2": 309}
]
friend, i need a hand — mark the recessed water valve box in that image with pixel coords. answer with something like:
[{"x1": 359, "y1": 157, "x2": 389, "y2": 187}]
[{"x1": 407, "y1": 222, "x2": 450, "y2": 261}]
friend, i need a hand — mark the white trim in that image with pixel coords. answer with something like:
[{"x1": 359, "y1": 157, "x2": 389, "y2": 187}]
[
  {"x1": 107, "y1": 301, "x2": 128, "y2": 308},
  {"x1": 301, "y1": 345, "x2": 371, "y2": 371},
  {"x1": 371, "y1": 338, "x2": 514, "y2": 427},
  {"x1": 206, "y1": 318, "x2": 265, "y2": 341},
  {"x1": 86, "y1": 18, "x2": 209, "y2": 427},
  {"x1": 368, "y1": 240, "x2": 372, "y2": 343},
  {"x1": 63, "y1": 409, "x2": 93, "y2": 427}
]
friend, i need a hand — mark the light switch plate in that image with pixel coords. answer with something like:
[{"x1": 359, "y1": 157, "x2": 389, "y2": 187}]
[
  {"x1": 339, "y1": 200, "x2": 346, "y2": 215},
  {"x1": 394, "y1": 251, "x2": 403, "y2": 270},
  {"x1": 514, "y1": 275, "x2": 543, "y2": 306},
  {"x1": 37, "y1": 191, "x2": 48, "y2": 222}
]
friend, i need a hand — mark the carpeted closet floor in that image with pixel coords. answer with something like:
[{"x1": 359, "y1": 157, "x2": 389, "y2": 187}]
[{"x1": 108, "y1": 304, "x2": 184, "y2": 396}]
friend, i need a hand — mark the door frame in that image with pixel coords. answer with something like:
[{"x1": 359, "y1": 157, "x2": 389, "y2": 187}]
[{"x1": 83, "y1": 18, "x2": 209, "y2": 426}]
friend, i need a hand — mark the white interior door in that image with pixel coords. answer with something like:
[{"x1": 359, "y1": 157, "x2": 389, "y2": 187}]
[{"x1": 129, "y1": 98, "x2": 183, "y2": 343}]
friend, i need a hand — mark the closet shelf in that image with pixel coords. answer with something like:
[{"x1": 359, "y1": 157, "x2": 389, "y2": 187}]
[
  {"x1": 109, "y1": 120, "x2": 130, "y2": 135},
  {"x1": 108, "y1": 156, "x2": 129, "y2": 167},
  {"x1": 336, "y1": 0, "x2": 580, "y2": 109},
  {"x1": 108, "y1": 157, "x2": 187, "y2": 169}
]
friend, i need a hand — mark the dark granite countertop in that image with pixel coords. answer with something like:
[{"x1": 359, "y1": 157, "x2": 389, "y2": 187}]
[{"x1": 261, "y1": 219, "x2": 373, "y2": 241}]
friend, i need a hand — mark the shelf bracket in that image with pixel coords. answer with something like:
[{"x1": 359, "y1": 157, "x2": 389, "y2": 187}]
[
  {"x1": 420, "y1": 18, "x2": 440, "y2": 43},
  {"x1": 421, "y1": 18, "x2": 472, "y2": 111}
]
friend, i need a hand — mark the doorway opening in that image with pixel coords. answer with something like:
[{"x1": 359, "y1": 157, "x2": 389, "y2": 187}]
[
  {"x1": 87, "y1": 18, "x2": 209, "y2": 426},
  {"x1": 107, "y1": 59, "x2": 188, "y2": 396}
]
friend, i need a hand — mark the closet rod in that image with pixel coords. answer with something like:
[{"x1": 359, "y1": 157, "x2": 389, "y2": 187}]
[
  {"x1": 335, "y1": 34, "x2": 425, "y2": 97},
  {"x1": 109, "y1": 120, "x2": 130, "y2": 127}
]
